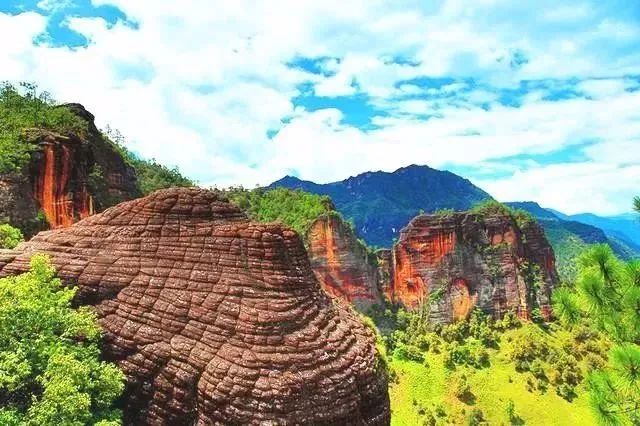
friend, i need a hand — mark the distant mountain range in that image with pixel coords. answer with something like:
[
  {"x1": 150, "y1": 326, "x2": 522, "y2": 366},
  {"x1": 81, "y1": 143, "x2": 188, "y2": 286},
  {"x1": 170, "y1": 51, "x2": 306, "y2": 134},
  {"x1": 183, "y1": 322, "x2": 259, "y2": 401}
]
[
  {"x1": 557, "y1": 212, "x2": 640, "y2": 245},
  {"x1": 506, "y1": 202, "x2": 639, "y2": 281},
  {"x1": 268, "y1": 165, "x2": 492, "y2": 247}
]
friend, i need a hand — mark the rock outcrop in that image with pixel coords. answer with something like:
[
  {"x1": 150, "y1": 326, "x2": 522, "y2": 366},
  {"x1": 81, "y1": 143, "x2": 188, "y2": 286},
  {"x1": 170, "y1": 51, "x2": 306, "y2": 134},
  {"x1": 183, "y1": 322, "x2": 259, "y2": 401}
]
[
  {"x1": 0, "y1": 104, "x2": 139, "y2": 234},
  {"x1": 306, "y1": 213, "x2": 383, "y2": 309},
  {"x1": 0, "y1": 188, "x2": 390, "y2": 425},
  {"x1": 387, "y1": 213, "x2": 557, "y2": 323}
]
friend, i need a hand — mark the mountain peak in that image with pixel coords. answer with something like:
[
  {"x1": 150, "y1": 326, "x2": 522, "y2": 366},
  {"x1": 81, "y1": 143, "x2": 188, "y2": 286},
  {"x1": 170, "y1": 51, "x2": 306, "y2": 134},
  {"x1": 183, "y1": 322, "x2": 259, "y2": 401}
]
[{"x1": 269, "y1": 165, "x2": 492, "y2": 247}]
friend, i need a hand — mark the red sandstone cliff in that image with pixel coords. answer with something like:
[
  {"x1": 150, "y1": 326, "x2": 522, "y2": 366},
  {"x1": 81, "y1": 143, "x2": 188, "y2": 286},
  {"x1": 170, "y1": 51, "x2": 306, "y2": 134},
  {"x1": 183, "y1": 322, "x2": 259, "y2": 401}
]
[
  {"x1": 0, "y1": 104, "x2": 139, "y2": 234},
  {"x1": 387, "y1": 212, "x2": 557, "y2": 323},
  {"x1": 0, "y1": 188, "x2": 390, "y2": 425},
  {"x1": 306, "y1": 213, "x2": 383, "y2": 308}
]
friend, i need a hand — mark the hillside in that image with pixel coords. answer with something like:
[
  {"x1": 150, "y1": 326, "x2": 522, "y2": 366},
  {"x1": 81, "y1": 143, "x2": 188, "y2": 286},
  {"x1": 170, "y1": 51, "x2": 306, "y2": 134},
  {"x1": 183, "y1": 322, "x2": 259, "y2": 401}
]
[
  {"x1": 506, "y1": 202, "x2": 639, "y2": 281},
  {"x1": 567, "y1": 212, "x2": 640, "y2": 247},
  {"x1": 387, "y1": 321, "x2": 600, "y2": 425},
  {"x1": 268, "y1": 165, "x2": 492, "y2": 247},
  {"x1": 0, "y1": 83, "x2": 193, "y2": 234}
]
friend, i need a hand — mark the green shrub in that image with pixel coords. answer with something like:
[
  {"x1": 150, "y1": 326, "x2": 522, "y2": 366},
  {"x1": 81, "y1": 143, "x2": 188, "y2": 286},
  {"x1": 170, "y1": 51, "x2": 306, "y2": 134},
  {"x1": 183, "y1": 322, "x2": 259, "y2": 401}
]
[
  {"x1": 584, "y1": 352, "x2": 605, "y2": 371},
  {"x1": 467, "y1": 340, "x2": 490, "y2": 368},
  {"x1": 470, "y1": 200, "x2": 513, "y2": 217},
  {"x1": 530, "y1": 359, "x2": 546, "y2": 381},
  {"x1": 414, "y1": 332, "x2": 441, "y2": 352},
  {"x1": 0, "y1": 224, "x2": 23, "y2": 249},
  {"x1": 393, "y1": 342, "x2": 425, "y2": 363},
  {"x1": 508, "y1": 327, "x2": 552, "y2": 365},
  {"x1": 434, "y1": 208, "x2": 455, "y2": 218},
  {"x1": 451, "y1": 371, "x2": 472, "y2": 401},
  {"x1": 466, "y1": 408, "x2": 484, "y2": 426},
  {"x1": 420, "y1": 408, "x2": 436, "y2": 426},
  {"x1": 549, "y1": 353, "x2": 581, "y2": 386},
  {"x1": 495, "y1": 311, "x2": 521, "y2": 330},
  {"x1": 441, "y1": 321, "x2": 468, "y2": 343},
  {"x1": 468, "y1": 309, "x2": 498, "y2": 347},
  {"x1": 556, "y1": 383, "x2": 576, "y2": 401},
  {"x1": 0, "y1": 254, "x2": 125, "y2": 424}
]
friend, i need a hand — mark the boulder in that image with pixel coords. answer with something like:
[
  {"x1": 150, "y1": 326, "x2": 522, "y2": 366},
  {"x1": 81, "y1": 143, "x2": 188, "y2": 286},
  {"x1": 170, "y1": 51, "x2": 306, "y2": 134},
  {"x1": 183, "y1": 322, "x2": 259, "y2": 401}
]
[{"x1": 0, "y1": 188, "x2": 389, "y2": 425}]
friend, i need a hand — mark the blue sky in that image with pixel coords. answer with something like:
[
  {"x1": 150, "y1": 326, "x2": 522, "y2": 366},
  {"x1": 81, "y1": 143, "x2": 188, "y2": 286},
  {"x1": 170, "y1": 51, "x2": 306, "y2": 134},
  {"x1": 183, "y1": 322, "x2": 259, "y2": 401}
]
[{"x1": 1, "y1": 0, "x2": 639, "y2": 215}]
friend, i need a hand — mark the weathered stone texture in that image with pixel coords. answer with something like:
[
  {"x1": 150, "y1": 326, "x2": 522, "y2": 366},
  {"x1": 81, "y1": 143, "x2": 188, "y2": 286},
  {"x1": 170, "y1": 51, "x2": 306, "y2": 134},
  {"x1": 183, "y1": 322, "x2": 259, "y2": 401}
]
[
  {"x1": 0, "y1": 188, "x2": 390, "y2": 425},
  {"x1": 387, "y1": 213, "x2": 558, "y2": 323},
  {"x1": 306, "y1": 213, "x2": 383, "y2": 309}
]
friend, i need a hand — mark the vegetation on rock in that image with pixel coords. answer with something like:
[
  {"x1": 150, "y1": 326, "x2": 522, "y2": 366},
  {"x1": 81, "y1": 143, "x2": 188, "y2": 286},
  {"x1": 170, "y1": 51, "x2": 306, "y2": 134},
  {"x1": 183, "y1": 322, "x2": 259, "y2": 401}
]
[
  {"x1": 0, "y1": 82, "x2": 87, "y2": 175},
  {"x1": 0, "y1": 82, "x2": 194, "y2": 234},
  {"x1": 0, "y1": 82, "x2": 86, "y2": 174},
  {"x1": 0, "y1": 254, "x2": 125, "y2": 425},
  {"x1": 470, "y1": 199, "x2": 536, "y2": 228},
  {"x1": 224, "y1": 186, "x2": 334, "y2": 236}
]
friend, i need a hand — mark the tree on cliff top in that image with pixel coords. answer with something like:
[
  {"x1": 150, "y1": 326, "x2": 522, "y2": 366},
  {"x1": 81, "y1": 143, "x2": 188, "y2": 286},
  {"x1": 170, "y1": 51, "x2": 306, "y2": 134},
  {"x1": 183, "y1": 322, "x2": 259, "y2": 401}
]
[
  {"x1": 0, "y1": 254, "x2": 125, "y2": 425},
  {"x1": 470, "y1": 200, "x2": 536, "y2": 229},
  {"x1": 634, "y1": 196, "x2": 640, "y2": 217},
  {"x1": 224, "y1": 186, "x2": 333, "y2": 236},
  {"x1": 0, "y1": 82, "x2": 86, "y2": 175}
]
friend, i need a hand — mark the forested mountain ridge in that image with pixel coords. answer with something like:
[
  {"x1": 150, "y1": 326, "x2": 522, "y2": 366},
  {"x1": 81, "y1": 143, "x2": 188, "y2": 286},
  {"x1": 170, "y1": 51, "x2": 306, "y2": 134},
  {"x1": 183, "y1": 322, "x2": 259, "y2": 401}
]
[{"x1": 268, "y1": 165, "x2": 492, "y2": 247}]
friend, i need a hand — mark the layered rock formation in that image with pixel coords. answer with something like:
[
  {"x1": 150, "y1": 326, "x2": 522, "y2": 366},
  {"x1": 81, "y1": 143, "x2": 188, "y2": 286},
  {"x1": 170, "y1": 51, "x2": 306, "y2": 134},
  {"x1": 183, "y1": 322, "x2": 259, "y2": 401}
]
[
  {"x1": 387, "y1": 213, "x2": 557, "y2": 323},
  {"x1": 306, "y1": 213, "x2": 382, "y2": 309},
  {"x1": 0, "y1": 188, "x2": 390, "y2": 425},
  {"x1": 0, "y1": 104, "x2": 139, "y2": 234}
]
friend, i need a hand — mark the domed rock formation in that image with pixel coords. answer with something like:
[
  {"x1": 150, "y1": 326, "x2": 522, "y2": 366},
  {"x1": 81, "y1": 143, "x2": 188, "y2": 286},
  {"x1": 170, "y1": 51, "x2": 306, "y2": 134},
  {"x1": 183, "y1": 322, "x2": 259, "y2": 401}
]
[
  {"x1": 306, "y1": 213, "x2": 383, "y2": 309},
  {"x1": 0, "y1": 188, "x2": 390, "y2": 425},
  {"x1": 387, "y1": 212, "x2": 557, "y2": 323}
]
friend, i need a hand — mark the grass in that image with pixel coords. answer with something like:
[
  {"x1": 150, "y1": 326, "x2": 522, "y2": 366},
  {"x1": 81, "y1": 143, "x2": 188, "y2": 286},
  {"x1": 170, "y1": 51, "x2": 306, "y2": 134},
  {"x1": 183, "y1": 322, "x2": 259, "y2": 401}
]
[{"x1": 389, "y1": 325, "x2": 597, "y2": 425}]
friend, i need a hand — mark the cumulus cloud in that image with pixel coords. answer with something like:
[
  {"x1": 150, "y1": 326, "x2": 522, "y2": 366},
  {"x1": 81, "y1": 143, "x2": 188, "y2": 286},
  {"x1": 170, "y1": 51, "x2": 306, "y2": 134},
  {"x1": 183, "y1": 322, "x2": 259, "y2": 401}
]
[
  {"x1": 477, "y1": 163, "x2": 640, "y2": 215},
  {"x1": 0, "y1": 0, "x2": 639, "y2": 214}
]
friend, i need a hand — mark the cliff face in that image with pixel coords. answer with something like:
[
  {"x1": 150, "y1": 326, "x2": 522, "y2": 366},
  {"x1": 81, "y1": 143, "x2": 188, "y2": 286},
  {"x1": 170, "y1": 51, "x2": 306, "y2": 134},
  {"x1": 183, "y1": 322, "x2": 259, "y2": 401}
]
[
  {"x1": 0, "y1": 104, "x2": 139, "y2": 234},
  {"x1": 32, "y1": 133, "x2": 92, "y2": 228},
  {"x1": 306, "y1": 213, "x2": 382, "y2": 309},
  {"x1": 387, "y1": 213, "x2": 558, "y2": 323},
  {"x1": 0, "y1": 188, "x2": 390, "y2": 425}
]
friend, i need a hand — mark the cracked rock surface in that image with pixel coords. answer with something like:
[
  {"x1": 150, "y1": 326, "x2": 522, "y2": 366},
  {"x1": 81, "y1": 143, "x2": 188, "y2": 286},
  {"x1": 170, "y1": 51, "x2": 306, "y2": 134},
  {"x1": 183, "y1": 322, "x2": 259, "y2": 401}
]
[{"x1": 0, "y1": 187, "x2": 390, "y2": 425}]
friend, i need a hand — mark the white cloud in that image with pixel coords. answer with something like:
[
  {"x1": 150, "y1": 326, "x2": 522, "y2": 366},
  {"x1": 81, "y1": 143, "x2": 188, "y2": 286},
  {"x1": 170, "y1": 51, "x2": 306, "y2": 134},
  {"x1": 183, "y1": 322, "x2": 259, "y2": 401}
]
[
  {"x1": 0, "y1": 0, "x2": 639, "y2": 215},
  {"x1": 577, "y1": 78, "x2": 636, "y2": 99},
  {"x1": 477, "y1": 163, "x2": 640, "y2": 215},
  {"x1": 36, "y1": 0, "x2": 73, "y2": 12},
  {"x1": 314, "y1": 72, "x2": 356, "y2": 97}
]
